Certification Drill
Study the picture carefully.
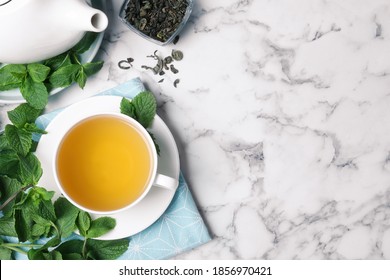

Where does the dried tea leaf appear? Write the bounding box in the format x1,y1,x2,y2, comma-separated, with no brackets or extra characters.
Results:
173,35,180,45
170,65,179,74
118,58,134,70
171,50,184,61
164,56,173,64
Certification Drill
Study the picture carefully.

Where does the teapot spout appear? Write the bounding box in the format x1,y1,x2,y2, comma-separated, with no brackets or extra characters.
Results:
89,10,108,32
67,1,108,33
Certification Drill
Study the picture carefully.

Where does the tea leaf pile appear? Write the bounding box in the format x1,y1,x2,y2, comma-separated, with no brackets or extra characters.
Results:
124,0,189,43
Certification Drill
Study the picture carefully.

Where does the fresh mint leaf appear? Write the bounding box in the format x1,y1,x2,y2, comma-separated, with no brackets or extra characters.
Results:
37,198,57,224
27,247,61,260
83,61,104,76
54,197,80,238
51,250,63,260
86,217,116,239
55,239,83,260
74,61,104,89
76,211,91,237
44,53,72,71
31,214,54,238
28,246,62,260
61,252,83,260
40,235,61,251
32,214,51,227
5,124,32,156
31,223,47,237
0,134,10,151
14,208,32,242
27,64,51,83
49,64,81,88
0,64,26,91
0,177,22,216
14,188,54,242
0,150,19,178
20,76,48,109
148,131,161,156
23,123,47,135
30,140,39,153
132,91,157,128
86,238,129,260
7,103,42,128
27,249,43,260
28,186,54,204
120,97,136,119
0,217,17,237
72,32,98,54
0,243,13,260
17,153,43,185
76,68,87,89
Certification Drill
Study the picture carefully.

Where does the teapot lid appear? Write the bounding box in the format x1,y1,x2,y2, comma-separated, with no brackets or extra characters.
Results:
0,0,12,6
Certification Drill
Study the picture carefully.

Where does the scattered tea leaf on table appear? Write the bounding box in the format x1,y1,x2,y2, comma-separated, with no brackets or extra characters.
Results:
171,49,184,61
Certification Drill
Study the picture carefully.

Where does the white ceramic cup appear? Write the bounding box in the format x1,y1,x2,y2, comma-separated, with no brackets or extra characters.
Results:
52,112,178,215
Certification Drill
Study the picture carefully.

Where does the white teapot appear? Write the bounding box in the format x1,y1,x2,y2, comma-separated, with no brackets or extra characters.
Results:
0,0,108,64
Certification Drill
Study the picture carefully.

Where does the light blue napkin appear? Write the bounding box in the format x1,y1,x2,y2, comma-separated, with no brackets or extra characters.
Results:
32,78,211,259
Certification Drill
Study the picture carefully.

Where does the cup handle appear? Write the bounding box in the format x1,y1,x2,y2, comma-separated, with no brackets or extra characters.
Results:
153,173,179,191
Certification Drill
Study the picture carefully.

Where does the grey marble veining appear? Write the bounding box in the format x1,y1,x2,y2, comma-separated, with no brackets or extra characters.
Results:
1,0,390,259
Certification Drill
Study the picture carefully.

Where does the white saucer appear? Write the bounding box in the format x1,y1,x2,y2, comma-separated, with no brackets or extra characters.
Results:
35,96,180,240
0,0,106,104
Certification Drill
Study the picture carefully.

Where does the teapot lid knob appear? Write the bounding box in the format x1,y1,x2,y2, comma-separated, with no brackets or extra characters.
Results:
0,0,12,7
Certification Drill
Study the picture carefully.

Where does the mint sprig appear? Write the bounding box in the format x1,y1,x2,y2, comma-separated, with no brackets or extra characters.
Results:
120,91,161,155
0,103,129,260
0,32,104,109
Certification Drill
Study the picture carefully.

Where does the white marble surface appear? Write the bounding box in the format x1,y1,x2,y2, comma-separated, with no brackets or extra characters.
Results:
2,0,390,259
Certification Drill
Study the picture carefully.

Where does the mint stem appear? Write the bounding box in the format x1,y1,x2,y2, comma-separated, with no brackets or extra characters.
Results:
1,244,29,255
0,185,31,211
82,238,88,259
2,243,41,248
